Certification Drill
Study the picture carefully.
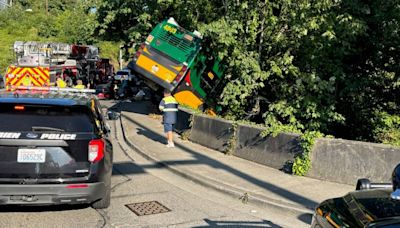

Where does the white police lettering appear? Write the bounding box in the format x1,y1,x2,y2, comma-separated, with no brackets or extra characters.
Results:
0,132,21,139
40,134,77,140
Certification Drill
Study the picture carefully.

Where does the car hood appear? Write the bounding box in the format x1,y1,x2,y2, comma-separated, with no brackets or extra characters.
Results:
321,189,400,227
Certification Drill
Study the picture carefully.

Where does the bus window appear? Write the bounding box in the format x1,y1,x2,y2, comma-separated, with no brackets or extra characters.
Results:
200,69,215,95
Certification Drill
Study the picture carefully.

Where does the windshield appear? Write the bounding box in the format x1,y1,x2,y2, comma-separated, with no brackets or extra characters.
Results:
116,71,129,75
0,104,94,132
368,219,400,228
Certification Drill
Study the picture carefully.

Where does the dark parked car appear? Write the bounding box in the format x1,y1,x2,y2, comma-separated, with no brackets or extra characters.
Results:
116,79,137,100
0,87,113,208
95,81,115,99
312,166,400,228
114,69,131,81
312,189,400,228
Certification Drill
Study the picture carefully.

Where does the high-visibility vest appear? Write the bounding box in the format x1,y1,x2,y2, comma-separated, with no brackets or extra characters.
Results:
57,79,67,88
22,76,31,86
159,96,178,124
74,84,85,89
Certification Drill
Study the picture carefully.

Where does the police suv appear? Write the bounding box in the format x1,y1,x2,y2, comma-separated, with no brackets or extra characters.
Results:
0,87,113,209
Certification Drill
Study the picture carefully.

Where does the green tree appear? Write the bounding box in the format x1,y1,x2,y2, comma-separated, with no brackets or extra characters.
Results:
72,0,400,145
0,0,101,72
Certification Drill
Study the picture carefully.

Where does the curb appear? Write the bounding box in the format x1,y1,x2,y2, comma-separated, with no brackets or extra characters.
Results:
118,113,314,214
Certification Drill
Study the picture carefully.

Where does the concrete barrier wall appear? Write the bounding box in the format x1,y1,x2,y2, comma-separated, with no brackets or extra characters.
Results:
234,124,301,169
307,138,400,185
182,113,400,185
189,115,234,152
174,108,193,133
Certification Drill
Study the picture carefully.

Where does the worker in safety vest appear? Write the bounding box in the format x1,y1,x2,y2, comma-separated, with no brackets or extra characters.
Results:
159,89,178,148
56,76,67,88
22,75,32,86
74,79,85,89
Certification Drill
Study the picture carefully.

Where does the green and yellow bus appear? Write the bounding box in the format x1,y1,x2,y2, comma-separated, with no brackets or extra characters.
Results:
129,17,225,113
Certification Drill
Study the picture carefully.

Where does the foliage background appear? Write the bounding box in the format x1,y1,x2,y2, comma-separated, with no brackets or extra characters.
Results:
0,0,120,72
0,0,399,146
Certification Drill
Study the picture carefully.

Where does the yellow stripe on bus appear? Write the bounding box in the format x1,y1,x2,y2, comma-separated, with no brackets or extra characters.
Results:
142,46,183,72
136,54,177,83
174,90,203,109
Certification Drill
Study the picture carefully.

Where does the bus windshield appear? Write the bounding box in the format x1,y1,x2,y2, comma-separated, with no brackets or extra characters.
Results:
149,21,201,64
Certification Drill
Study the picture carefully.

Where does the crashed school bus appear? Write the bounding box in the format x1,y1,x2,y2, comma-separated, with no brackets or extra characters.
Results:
5,41,79,89
129,17,225,114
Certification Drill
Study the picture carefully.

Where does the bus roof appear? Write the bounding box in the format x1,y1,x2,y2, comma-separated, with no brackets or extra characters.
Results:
148,18,202,64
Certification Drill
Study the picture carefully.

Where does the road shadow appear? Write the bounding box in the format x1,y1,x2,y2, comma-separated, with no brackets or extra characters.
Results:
194,219,283,228
108,100,155,115
112,161,147,176
0,204,89,212
297,213,313,225
137,127,165,144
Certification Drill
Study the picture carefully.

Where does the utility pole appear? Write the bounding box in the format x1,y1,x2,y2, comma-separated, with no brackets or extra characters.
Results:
119,46,123,70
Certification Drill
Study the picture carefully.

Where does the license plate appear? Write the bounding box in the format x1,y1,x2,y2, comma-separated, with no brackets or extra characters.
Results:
17,149,46,163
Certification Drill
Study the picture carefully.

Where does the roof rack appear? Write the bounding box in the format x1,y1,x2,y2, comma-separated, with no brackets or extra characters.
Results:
8,86,96,94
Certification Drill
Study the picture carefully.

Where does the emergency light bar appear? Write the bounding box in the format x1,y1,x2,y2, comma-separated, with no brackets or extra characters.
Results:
9,86,96,93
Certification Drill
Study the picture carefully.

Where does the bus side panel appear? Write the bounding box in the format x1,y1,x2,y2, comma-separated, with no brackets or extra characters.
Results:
134,45,183,91
173,53,225,112
173,70,204,110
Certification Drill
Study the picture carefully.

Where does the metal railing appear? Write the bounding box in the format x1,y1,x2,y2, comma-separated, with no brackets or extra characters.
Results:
4,86,95,94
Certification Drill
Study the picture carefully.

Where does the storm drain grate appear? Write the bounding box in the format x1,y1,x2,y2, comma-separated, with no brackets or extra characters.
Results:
125,201,171,216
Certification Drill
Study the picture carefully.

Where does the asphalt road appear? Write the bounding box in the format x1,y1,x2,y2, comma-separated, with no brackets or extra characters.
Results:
0,100,310,228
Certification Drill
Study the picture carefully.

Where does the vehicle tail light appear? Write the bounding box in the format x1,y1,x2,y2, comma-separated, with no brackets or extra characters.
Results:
184,71,192,86
88,139,105,163
14,105,25,111
65,184,89,189
134,43,146,59
174,65,188,85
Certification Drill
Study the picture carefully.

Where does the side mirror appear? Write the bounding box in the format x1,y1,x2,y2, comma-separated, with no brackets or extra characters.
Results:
356,178,371,190
356,178,392,191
